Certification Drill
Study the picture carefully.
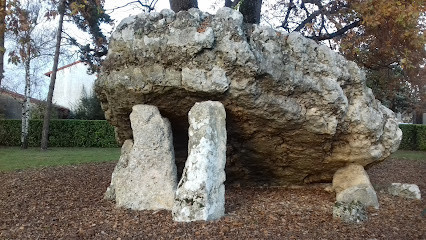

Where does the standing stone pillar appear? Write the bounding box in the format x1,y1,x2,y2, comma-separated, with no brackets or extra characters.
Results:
104,105,177,210
332,164,379,209
172,101,227,222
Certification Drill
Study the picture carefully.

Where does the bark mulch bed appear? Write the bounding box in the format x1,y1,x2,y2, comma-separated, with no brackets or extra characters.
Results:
0,157,424,239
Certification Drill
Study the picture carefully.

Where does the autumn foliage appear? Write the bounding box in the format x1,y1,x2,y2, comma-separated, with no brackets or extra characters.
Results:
343,0,425,113
268,0,425,114
341,0,424,77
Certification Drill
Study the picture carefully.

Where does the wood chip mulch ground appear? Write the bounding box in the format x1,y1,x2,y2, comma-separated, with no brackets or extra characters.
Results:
0,157,424,239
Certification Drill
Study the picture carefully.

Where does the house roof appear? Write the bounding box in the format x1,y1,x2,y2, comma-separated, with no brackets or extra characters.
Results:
0,88,43,105
0,88,69,111
44,60,83,77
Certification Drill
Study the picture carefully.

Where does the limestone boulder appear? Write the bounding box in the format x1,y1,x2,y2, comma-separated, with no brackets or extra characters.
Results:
96,7,402,185
332,164,374,193
105,105,177,210
336,186,379,210
387,183,421,200
173,101,227,222
332,164,379,209
333,201,368,224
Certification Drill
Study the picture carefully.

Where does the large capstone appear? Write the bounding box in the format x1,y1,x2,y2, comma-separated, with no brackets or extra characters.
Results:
105,105,177,210
172,101,227,222
96,7,402,185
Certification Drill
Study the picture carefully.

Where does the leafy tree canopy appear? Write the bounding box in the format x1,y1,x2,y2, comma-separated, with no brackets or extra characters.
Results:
264,0,425,113
45,0,112,73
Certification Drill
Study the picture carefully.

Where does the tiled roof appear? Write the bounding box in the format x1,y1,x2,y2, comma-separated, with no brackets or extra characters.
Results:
44,61,82,77
0,88,69,111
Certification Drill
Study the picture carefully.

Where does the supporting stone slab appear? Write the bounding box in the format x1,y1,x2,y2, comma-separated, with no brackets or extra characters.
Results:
172,101,227,222
105,105,177,210
332,164,379,209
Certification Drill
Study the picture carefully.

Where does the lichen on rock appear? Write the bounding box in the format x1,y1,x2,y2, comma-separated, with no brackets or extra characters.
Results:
105,105,177,210
387,183,421,200
333,201,368,224
96,7,402,185
172,101,227,222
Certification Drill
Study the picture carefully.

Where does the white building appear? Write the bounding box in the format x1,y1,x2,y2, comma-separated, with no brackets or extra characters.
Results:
45,61,96,110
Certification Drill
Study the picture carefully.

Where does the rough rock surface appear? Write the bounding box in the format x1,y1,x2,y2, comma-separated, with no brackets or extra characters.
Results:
332,164,379,209
173,101,227,222
105,105,177,210
387,183,421,200
332,164,374,193
333,201,368,224
336,186,379,209
96,7,402,185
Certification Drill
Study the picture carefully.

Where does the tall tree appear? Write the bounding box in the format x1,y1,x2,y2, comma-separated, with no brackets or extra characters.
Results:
41,0,112,149
170,0,264,24
224,0,240,8
41,0,65,150
239,0,263,24
339,1,424,79
7,0,52,149
0,0,5,88
0,0,19,89
63,0,111,73
266,0,425,112
169,0,197,12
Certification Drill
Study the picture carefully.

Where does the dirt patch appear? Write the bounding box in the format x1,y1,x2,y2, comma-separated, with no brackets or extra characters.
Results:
0,158,424,239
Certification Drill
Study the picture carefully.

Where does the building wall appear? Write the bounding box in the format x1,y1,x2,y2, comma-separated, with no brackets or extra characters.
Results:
52,62,97,110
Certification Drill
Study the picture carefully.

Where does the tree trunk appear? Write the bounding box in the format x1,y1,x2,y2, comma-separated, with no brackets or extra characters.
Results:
41,0,65,150
21,46,31,149
169,0,198,13
225,0,241,8
239,0,263,24
0,0,6,88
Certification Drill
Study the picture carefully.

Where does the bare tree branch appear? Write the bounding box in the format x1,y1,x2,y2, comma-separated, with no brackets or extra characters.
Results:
319,14,325,36
309,19,361,41
107,0,157,14
280,0,294,31
294,1,345,32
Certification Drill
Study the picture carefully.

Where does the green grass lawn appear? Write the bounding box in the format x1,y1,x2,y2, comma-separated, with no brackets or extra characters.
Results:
0,147,424,172
0,147,120,172
390,150,426,161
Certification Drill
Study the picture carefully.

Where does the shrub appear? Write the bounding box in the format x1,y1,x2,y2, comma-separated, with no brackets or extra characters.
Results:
0,120,21,146
0,120,118,147
398,124,426,151
72,86,105,120
398,124,417,150
417,125,426,151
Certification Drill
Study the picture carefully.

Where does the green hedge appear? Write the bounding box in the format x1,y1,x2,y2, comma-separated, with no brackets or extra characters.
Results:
399,124,426,151
0,120,118,147
1,121,424,150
